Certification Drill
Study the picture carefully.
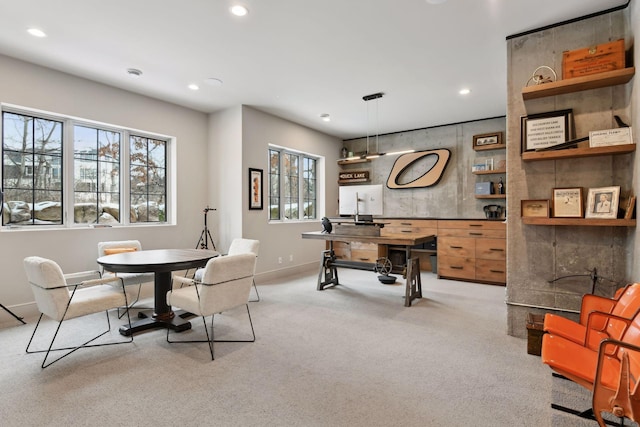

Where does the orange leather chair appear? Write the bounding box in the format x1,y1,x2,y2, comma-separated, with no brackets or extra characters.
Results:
544,283,640,350
542,310,640,426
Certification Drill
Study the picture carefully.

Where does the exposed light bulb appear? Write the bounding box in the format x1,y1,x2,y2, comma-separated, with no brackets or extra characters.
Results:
459,88,471,95
188,83,200,91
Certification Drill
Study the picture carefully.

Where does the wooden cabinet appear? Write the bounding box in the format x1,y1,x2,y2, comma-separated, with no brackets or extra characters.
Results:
437,220,506,285
326,240,387,263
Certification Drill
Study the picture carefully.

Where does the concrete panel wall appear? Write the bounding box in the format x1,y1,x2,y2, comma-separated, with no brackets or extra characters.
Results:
506,9,635,338
342,116,507,219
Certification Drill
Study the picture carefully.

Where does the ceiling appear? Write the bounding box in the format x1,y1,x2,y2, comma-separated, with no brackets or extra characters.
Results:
0,0,630,140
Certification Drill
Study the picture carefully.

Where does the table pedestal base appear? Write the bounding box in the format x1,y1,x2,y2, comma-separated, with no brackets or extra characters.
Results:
119,310,192,336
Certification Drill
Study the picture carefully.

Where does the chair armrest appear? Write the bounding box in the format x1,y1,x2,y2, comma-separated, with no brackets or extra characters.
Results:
580,294,616,325
586,311,634,354
64,270,102,284
79,276,125,288
172,275,197,287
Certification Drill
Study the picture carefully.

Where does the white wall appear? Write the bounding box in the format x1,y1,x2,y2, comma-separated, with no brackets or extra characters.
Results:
0,54,210,321
238,106,342,276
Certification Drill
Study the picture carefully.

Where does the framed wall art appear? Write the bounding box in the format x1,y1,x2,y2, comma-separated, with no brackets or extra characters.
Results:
472,132,503,150
521,200,550,218
585,186,620,219
552,187,583,218
521,109,573,153
249,168,263,210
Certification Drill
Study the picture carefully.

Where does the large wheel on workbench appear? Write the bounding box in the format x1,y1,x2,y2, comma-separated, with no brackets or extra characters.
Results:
375,257,396,284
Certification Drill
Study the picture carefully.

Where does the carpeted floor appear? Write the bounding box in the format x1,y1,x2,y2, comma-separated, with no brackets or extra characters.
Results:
0,268,588,426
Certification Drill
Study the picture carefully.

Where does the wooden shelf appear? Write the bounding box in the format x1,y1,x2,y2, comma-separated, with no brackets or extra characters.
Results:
522,217,636,227
473,143,506,152
522,143,636,161
475,194,506,199
521,67,635,100
337,158,371,165
473,169,506,175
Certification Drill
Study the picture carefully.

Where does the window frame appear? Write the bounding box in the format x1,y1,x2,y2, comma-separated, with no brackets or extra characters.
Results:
1,104,173,228
268,145,319,222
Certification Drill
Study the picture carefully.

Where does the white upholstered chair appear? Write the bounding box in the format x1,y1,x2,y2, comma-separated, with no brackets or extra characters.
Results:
167,253,256,360
24,256,135,368
193,238,260,301
97,240,154,316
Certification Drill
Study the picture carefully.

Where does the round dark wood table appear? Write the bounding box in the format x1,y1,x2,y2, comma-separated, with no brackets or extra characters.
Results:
97,248,219,336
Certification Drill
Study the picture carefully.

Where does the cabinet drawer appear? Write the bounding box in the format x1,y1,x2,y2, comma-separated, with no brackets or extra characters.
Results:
382,226,437,236
384,219,438,228
350,249,378,262
438,256,475,280
438,237,475,258
476,259,506,283
350,242,379,262
330,241,350,259
475,238,506,260
437,228,505,239
438,220,505,230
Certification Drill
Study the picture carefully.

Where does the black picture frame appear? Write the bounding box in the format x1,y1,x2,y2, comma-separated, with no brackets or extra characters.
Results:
249,168,263,210
521,109,573,153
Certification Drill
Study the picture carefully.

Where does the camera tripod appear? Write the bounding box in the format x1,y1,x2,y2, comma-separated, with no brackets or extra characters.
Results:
196,206,217,251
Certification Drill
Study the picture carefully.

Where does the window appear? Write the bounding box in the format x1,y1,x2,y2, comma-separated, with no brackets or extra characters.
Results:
268,146,317,221
1,108,169,227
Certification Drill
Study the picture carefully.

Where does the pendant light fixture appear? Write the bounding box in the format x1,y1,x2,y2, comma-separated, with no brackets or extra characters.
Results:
363,92,383,159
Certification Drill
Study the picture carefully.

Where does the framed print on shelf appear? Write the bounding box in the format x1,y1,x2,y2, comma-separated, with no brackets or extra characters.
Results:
249,168,263,210
552,187,583,218
521,199,550,218
472,132,503,150
585,186,620,219
521,109,573,153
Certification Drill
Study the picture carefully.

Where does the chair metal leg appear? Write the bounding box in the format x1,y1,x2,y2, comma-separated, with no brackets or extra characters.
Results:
249,280,260,302
26,309,133,368
167,304,255,361
1,302,26,324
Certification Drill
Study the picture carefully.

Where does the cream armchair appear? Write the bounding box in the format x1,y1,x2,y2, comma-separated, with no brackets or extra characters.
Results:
24,256,135,368
167,253,256,360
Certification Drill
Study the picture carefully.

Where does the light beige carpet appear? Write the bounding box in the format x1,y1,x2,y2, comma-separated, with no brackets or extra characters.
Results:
0,268,580,426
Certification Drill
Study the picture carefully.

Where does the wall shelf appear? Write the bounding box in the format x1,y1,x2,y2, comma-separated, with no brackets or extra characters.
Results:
521,67,635,100
337,158,370,165
522,217,636,227
522,143,635,161
473,169,506,175
475,194,506,199
473,143,506,152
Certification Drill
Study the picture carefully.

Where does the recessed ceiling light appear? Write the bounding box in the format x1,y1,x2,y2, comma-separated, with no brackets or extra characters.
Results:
459,88,471,95
204,78,223,87
126,68,143,78
320,114,331,122
27,28,47,38
230,5,249,16
188,84,200,91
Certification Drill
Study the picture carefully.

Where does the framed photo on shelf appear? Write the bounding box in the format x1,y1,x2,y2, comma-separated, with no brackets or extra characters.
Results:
521,200,550,218
585,186,620,219
552,187,583,218
473,132,503,150
521,109,573,153
249,168,263,210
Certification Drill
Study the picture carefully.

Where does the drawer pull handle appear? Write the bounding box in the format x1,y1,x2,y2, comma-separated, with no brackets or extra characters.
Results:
358,258,370,261
469,224,483,227
401,230,412,233
490,248,505,252
450,266,464,270
401,222,412,225
490,269,505,273
450,245,463,249
469,232,483,236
